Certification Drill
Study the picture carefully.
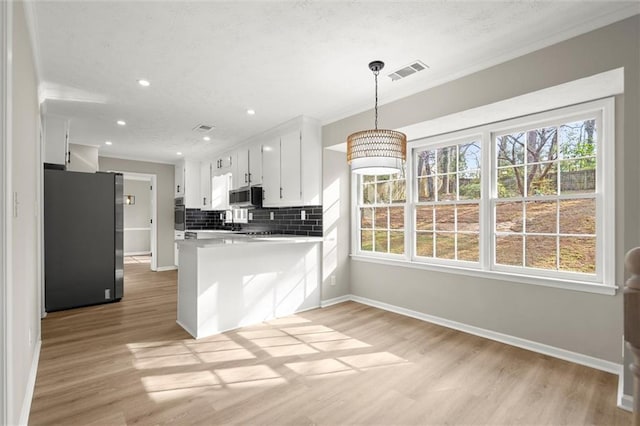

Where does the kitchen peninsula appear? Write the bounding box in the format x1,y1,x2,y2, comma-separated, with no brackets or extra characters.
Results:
176,233,322,339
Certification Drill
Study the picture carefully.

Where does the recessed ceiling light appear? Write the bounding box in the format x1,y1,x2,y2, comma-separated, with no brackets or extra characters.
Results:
177,152,183,156
203,136,211,141
105,141,112,145
137,79,150,87
247,109,255,115
117,120,126,126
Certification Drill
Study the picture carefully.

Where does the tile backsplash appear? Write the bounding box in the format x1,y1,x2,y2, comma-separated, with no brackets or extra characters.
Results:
186,205,323,237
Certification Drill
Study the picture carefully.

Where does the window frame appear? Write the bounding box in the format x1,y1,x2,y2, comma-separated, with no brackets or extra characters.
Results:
351,97,616,295
410,132,484,268
352,172,408,260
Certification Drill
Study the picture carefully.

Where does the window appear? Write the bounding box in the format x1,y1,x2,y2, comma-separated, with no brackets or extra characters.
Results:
352,98,614,293
493,118,597,276
414,139,481,262
357,173,406,256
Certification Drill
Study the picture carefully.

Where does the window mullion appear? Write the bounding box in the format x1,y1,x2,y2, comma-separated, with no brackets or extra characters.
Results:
481,129,493,271
406,150,414,260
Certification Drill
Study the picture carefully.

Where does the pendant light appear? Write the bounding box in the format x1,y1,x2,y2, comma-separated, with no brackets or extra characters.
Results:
347,60,407,175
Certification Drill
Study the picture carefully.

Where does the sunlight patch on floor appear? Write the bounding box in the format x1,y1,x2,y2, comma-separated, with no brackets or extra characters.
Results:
142,371,220,392
196,348,256,363
128,310,413,404
338,352,409,370
133,354,201,369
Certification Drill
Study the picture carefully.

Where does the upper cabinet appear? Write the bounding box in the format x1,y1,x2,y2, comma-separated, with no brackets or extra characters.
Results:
248,143,263,186
176,115,321,210
67,143,99,173
213,152,234,175
199,161,214,210
175,161,185,197
175,159,201,208
232,142,263,190
43,115,70,166
261,116,321,207
211,173,231,210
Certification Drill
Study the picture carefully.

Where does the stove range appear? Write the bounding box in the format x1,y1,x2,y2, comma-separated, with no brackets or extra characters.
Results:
236,230,274,236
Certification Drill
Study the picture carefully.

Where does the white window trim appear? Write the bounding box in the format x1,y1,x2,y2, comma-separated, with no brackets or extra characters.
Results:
351,174,408,260
350,254,616,296
352,97,616,295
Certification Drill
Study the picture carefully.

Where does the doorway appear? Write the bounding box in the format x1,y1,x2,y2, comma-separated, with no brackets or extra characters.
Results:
121,172,157,271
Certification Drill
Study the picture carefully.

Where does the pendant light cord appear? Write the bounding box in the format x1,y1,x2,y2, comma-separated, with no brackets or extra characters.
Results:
374,69,379,130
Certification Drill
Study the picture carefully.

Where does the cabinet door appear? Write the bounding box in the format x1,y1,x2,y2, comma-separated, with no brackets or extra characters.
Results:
184,160,201,208
175,162,185,197
280,131,301,204
249,143,263,186
234,150,249,189
200,162,212,210
211,173,231,210
44,116,69,165
262,137,281,205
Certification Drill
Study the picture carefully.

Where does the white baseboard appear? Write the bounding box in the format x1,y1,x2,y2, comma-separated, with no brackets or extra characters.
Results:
320,295,351,308
618,394,633,412
617,370,633,412
124,251,151,256
18,339,41,426
156,265,177,272
349,294,622,375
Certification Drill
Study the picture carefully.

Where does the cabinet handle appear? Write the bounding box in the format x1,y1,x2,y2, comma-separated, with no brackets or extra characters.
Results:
177,185,180,193
67,151,71,163
280,187,283,199
245,173,248,183
203,197,206,205
248,173,252,183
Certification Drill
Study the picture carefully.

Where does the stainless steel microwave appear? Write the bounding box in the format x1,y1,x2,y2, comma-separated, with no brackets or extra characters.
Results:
229,186,263,208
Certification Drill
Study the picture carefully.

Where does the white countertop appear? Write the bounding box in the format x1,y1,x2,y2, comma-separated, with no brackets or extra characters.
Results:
177,233,322,247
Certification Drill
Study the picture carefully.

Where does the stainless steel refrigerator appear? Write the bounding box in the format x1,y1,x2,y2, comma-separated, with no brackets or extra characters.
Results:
44,169,124,312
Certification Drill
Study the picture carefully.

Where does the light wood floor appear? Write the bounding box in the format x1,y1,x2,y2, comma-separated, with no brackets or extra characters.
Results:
30,257,630,425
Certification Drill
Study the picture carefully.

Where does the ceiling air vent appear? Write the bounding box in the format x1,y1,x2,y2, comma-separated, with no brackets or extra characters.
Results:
192,124,215,133
388,61,429,82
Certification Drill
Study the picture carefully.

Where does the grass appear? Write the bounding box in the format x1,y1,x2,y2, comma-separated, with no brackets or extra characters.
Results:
361,198,596,273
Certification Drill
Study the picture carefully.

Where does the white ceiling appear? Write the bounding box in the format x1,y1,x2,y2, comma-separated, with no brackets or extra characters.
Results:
29,1,639,164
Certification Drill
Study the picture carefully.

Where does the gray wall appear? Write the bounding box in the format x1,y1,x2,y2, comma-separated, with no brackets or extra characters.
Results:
9,2,41,423
123,179,151,255
321,148,351,301
323,14,639,381
99,157,175,268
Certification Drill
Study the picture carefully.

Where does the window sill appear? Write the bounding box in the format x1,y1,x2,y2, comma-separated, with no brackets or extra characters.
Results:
350,254,617,296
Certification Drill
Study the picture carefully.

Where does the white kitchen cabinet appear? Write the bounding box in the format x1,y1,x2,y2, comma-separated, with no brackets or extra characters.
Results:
280,131,301,204
232,143,263,189
43,115,70,166
262,137,281,205
211,173,231,210
199,161,213,210
261,116,321,207
67,143,99,173
175,161,185,197
175,230,184,266
184,160,200,208
213,152,234,175
232,149,249,189
262,132,300,205
175,159,201,208
248,143,263,186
